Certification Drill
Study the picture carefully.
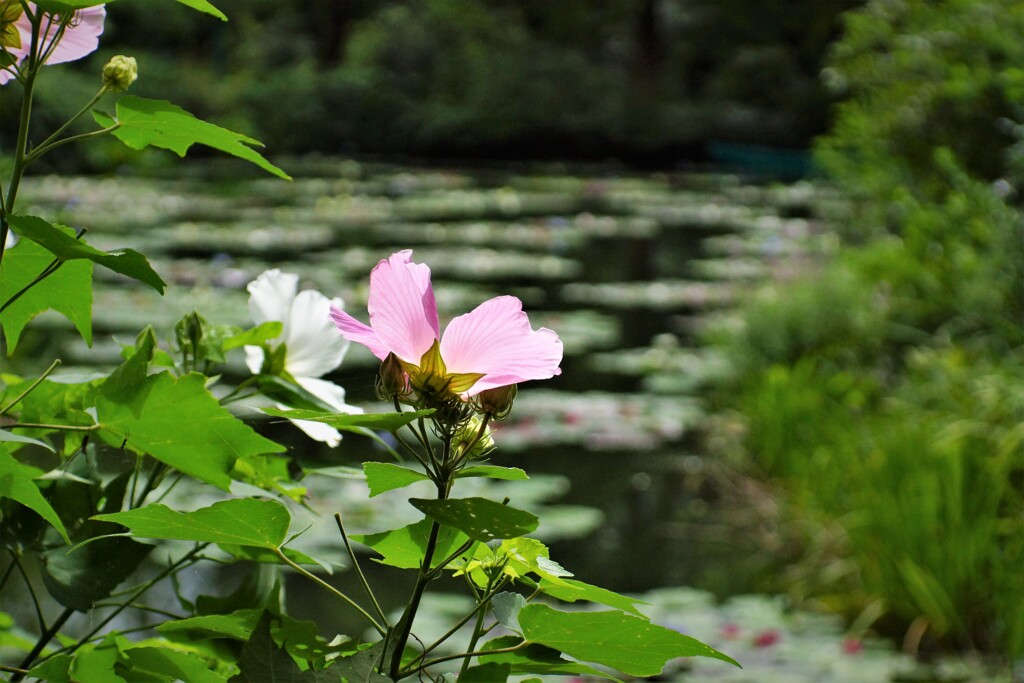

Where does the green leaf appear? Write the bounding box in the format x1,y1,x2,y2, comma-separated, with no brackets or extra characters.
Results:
8,215,165,293
363,462,428,497
95,96,289,180
411,497,538,542
303,466,364,480
158,609,261,641
29,654,73,682
0,448,70,543
218,544,326,570
459,663,510,683
456,465,528,481
35,0,105,10
71,637,126,683
351,518,474,570
479,636,616,681
0,428,54,452
96,371,284,490
222,322,283,351
93,498,291,549
0,233,91,352
536,578,649,618
491,592,526,633
170,0,227,21
121,646,227,683
518,604,740,676
40,537,154,611
262,407,433,433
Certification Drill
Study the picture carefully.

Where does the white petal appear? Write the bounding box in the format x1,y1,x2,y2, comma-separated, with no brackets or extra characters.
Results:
247,269,297,336
244,346,265,375
285,291,349,378
290,377,364,447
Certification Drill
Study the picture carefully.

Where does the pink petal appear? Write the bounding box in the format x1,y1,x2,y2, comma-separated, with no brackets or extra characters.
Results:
330,305,391,360
366,250,439,363
441,295,562,395
38,5,105,65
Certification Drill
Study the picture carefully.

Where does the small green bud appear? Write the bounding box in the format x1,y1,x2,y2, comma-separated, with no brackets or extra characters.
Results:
375,352,410,401
475,384,517,419
452,415,494,461
102,55,137,92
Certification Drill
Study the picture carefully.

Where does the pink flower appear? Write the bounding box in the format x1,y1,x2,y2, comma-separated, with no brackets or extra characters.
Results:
330,250,562,399
1,3,106,85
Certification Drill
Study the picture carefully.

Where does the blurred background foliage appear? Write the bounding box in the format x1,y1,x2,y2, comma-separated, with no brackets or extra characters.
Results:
710,0,1024,659
2,0,1022,667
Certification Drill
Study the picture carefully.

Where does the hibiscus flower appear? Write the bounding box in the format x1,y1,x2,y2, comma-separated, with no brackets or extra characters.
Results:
329,250,562,402
246,269,361,447
1,3,106,85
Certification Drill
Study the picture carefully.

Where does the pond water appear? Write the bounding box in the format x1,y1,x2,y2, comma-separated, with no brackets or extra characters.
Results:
11,160,1001,681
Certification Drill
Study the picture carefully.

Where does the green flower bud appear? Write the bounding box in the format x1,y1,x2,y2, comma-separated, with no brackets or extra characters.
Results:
452,415,494,461
474,384,517,419
375,352,410,401
102,55,137,92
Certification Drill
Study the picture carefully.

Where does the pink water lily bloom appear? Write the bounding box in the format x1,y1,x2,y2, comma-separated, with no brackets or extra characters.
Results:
1,4,106,85
330,250,562,397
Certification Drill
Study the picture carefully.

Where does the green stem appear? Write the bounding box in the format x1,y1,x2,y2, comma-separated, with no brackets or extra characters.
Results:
133,462,168,509
333,513,388,627
458,577,505,678
0,359,61,416
25,124,120,164
0,11,42,267
6,422,100,432
272,548,385,637
12,554,46,635
24,86,109,164
11,607,74,680
388,478,447,679
413,642,527,672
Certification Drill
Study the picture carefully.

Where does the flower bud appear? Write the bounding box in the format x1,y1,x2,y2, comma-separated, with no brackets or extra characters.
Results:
102,55,137,92
475,384,517,419
452,416,494,461
375,352,409,401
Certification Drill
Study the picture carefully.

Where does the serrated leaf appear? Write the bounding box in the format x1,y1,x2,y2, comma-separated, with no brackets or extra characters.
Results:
8,215,165,293
121,645,227,683
0,233,91,352
96,371,284,490
411,498,538,542
456,465,528,481
519,604,739,675
41,537,154,611
93,498,291,549
0,448,70,543
95,96,288,180
351,518,473,570
223,322,283,351
363,462,428,497
262,407,433,433
536,578,648,618
479,636,616,681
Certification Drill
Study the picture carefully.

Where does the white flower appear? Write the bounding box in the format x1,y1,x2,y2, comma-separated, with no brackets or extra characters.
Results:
246,269,362,446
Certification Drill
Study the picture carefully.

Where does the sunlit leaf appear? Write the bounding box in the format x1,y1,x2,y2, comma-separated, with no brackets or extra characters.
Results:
535,578,649,618
0,233,91,352
351,518,473,570
456,465,528,481
363,462,428,497
94,498,291,549
518,604,740,675
479,636,615,681
222,322,283,350
96,371,284,491
121,645,227,683
262,407,433,433
411,497,538,542
8,215,165,293
95,96,289,180
0,447,70,543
